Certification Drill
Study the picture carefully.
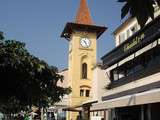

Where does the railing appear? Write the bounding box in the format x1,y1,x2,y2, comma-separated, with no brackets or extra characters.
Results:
109,57,160,89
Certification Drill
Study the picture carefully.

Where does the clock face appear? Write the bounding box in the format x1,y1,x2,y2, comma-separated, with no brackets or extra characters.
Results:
80,38,91,48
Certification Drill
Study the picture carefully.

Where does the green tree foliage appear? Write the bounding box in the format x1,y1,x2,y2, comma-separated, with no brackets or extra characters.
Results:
118,0,160,28
0,33,71,114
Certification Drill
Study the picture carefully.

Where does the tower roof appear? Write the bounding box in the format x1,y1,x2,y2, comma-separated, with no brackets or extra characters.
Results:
75,0,93,25
61,0,107,40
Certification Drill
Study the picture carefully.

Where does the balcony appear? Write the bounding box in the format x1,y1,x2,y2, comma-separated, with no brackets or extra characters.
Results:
108,54,160,89
101,16,160,69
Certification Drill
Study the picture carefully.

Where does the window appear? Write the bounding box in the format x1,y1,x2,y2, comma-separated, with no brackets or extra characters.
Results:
86,90,90,97
119,71,125,79
119,33,125,44
134,64,143,73
80,89,84,97
126,67,134,76
82,63,87,79
112,70,119,81
111,69,125,81
110,43,160,81
127,29,130,38
130,24,138,35
80,89,90,97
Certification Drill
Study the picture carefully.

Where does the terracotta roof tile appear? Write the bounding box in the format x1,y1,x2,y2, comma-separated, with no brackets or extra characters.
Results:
75,0,93,25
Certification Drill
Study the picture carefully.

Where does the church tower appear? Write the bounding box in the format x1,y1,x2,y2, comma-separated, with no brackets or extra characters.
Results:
61,0,107,119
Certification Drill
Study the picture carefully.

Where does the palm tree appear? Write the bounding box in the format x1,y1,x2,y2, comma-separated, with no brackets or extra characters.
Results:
118,0,160,28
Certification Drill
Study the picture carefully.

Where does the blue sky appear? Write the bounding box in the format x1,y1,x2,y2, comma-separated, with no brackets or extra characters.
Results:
0,0,124,70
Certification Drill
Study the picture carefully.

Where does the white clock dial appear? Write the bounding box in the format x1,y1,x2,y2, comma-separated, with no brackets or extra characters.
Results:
80,38,91,48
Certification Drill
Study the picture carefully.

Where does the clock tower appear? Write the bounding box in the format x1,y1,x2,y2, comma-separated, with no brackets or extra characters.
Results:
61,0,107,119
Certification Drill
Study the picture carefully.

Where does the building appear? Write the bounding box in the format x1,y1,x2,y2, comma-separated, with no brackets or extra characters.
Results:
51,1,160,120
100,5,160,120
52,0,107,120
47,69,69,120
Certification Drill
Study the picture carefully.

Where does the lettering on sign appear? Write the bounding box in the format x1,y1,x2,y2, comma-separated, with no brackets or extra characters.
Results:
124,34,145,52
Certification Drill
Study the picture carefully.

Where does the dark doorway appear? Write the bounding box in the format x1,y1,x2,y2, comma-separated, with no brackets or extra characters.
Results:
112,103,160,120
114,106,141,120
151,103,160,120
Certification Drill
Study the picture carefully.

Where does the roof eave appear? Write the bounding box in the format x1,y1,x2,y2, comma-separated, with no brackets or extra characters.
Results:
61,22,107,40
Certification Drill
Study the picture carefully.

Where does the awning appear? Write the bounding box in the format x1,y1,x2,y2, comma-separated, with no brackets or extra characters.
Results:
63,107,82,112
62,104,83,112
62,100,98,112
100,88,160,109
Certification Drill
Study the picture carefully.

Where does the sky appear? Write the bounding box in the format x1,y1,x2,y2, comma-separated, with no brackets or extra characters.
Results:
0,0,125,70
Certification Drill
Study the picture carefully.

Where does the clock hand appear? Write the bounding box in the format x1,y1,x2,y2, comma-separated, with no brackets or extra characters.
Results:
84,40,88,46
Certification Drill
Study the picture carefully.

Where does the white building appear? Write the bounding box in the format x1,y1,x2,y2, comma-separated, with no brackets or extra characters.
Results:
100,5,160,120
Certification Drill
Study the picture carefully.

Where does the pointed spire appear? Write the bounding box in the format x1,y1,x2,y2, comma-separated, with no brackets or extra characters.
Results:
75,0,93,25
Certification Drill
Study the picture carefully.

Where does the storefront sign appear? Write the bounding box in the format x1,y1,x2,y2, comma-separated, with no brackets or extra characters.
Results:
124,34,145,51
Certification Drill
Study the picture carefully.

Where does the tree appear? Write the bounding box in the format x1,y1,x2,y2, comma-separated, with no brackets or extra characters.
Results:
0,31,4,40
0,33,71,114
118,0,160,28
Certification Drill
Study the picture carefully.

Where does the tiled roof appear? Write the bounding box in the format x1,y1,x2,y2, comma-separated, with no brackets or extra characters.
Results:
75,0,93,25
